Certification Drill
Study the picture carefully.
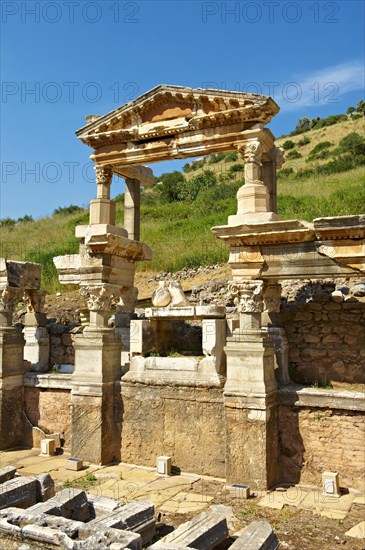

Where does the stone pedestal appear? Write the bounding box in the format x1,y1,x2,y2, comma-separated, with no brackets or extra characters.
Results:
71,328,122,464
0,326,26,449
23,313,49,372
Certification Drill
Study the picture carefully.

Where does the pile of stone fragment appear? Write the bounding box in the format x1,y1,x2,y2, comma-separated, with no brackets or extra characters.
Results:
0,466,279,549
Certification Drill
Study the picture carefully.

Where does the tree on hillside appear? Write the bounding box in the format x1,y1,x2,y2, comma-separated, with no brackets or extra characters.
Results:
347,106,356,114
356,99,365,116
155,171,185,202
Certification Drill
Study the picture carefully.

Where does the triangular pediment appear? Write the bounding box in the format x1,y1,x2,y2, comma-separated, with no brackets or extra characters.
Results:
76,85,279,148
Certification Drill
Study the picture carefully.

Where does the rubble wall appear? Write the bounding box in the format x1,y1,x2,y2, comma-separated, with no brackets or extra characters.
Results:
278,403,365,492
280,282,365,385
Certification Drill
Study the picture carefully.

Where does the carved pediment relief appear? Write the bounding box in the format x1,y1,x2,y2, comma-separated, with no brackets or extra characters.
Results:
76,85,280,148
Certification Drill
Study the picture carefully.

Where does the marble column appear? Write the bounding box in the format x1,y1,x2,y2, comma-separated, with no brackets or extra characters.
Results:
124,178,140,241
228,140,279,225
224,280,278,489
23,290,49,372
89,164,115,225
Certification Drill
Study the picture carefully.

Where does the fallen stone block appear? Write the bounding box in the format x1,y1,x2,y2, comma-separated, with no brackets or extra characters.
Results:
89,501,155,545
0,466,16,484
77,526,142,550
0,476,38,509
229,521,279,550
28,488,90,522
36,472,55,502
88,493,125,518
148,511,228,550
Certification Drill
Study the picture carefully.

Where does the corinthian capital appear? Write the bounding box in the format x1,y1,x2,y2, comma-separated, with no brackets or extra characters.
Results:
80,284,115,311
228,280,264,313
95,164,113,186
237,140,263,164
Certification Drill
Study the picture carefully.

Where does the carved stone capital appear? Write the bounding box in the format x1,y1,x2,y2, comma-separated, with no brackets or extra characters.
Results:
237,140,263,165
24,289,45,313
228,280,264,313
263,283,282,313
273,146,285,169
0,286,23,312
115,287,139,312
95,164,113,186
80,285,115,311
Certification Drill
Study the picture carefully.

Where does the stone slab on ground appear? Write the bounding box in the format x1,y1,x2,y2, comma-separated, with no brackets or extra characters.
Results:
345,521,365,539
159,491,214,514
229,520,279,550
148,510,228,550
300,490,355,513
258,488,308,510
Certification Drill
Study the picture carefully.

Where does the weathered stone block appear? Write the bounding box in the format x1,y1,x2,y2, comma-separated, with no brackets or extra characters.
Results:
28,488,90,522
229,521,279,549
148,511,228,549
0,466,16,484
0,476,38,509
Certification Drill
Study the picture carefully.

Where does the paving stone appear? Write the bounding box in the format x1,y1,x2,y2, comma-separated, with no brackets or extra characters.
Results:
352,495,365,505
345,521,365,539
148,510,228,549
229,521,279,549
258,488,307,510
300,490,355,512
319,509,347,520
159,491,214,514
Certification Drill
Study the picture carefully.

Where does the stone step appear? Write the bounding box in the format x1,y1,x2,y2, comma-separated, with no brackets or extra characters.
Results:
230,521,279,550
148,511,228,550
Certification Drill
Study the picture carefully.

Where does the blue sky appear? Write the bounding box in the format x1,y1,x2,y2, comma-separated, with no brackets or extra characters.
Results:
1,0,364,219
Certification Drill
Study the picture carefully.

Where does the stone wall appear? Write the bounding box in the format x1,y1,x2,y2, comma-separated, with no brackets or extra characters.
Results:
24,387,72,448
278,400,365,492
280,284,365,385
48,323,76,367
119,383,226,478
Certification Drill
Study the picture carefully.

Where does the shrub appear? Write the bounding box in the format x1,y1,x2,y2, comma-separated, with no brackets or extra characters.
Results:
351,113,362,121
17,214,33,223
156,171,185,202
338,132,365,156
308,141,332,160
53,205,83,216
208,153,226,164
179,170,217,202
277,167,294,179
225,151,238,162
0,217,16,228
282,140,295,150
228,163,244,174
286,150,302,160
298,136,310,146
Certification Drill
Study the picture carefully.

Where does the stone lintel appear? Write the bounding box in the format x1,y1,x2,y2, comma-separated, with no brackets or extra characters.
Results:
113,164,154,185
23,372,72,390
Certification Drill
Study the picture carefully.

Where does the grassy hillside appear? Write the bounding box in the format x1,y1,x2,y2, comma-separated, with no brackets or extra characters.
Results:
1,114,364,293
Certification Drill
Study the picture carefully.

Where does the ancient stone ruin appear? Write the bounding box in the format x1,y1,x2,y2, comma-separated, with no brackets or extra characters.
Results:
0,85,364,500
